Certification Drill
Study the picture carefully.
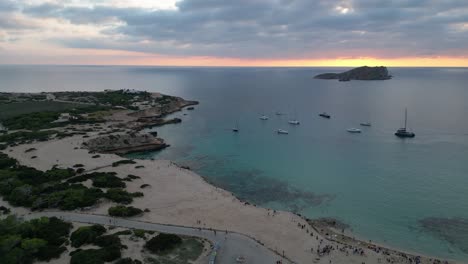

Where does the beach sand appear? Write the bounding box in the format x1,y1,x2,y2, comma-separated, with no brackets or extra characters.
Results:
3,132,456,264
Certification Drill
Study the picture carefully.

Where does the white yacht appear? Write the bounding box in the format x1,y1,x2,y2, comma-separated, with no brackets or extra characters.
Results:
347,128,362,133
259,115,269,120
277,129,289,134
288,120,300,125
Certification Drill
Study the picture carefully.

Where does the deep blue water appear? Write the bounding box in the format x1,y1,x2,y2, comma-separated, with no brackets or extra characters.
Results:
1,65,468,261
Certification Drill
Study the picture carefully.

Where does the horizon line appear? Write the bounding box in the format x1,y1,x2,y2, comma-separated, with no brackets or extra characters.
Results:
1,63,467,68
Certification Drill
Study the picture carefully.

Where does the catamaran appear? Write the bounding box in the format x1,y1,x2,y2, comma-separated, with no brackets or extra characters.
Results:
395,108,415,138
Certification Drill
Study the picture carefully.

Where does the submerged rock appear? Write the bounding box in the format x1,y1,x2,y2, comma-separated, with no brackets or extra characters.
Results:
419,217,468,253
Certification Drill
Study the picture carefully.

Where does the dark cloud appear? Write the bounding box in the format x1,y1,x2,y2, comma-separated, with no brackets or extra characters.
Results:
6,0,468,59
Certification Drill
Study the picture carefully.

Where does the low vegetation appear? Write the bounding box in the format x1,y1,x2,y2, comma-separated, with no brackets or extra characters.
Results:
0,130,57,144
105,188,143,204
145,233,182,254
67,172,126,188
112,160,137,167
70,245,122,264
70,225,107,247
108,205,143,217
0,216,72,264
0,205,11,214
115,258,143,264
0,104,109,131
0,101,88,119
69,225,126,264
0,153,105,210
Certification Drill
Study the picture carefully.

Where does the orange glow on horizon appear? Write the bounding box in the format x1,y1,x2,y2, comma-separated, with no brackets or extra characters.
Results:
6,48,468,67
124,56,468,67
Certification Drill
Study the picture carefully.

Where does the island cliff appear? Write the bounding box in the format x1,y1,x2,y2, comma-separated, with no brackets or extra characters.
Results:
314,66,392,81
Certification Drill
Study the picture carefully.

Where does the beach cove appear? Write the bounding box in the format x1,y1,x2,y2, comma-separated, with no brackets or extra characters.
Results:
1,66,468,263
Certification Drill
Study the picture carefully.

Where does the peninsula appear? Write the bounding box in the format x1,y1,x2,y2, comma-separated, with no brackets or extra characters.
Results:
314,66,392,81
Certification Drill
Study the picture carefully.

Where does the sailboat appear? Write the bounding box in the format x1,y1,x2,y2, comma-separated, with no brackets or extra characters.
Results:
395,108,415,138
232,120,239,132
288,109,300,125
360,122,371,127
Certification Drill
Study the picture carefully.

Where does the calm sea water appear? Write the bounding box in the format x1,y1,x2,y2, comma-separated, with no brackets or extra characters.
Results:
1,65,468,261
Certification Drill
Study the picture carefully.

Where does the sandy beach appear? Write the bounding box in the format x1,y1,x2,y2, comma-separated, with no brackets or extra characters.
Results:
2,125,456,264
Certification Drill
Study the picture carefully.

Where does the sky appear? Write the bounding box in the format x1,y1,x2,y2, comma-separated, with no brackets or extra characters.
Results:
0,0,467,67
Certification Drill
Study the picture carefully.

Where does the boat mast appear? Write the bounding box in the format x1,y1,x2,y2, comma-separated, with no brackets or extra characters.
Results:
404,108,408,129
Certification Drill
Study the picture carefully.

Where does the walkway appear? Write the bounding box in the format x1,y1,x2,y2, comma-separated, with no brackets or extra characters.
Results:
23,211,291,264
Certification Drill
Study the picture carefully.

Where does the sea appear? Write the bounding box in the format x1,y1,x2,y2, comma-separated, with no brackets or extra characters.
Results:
1,65,468,262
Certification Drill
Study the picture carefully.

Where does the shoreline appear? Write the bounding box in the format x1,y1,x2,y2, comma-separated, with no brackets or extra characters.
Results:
168,162,461,264
1,135,457,263
0,92,459,264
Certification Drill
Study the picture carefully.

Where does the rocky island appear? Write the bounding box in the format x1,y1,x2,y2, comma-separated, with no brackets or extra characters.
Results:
314,66,392,81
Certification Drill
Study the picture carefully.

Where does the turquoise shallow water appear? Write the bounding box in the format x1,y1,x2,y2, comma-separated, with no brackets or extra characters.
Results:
1,66,468,261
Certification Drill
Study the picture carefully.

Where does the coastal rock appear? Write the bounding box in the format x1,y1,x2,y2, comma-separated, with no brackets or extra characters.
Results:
134,117,182,130
314,66,391,81
83,133,168,155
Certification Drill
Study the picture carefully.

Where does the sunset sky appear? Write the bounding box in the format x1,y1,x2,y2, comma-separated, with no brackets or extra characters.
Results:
0,0,467,67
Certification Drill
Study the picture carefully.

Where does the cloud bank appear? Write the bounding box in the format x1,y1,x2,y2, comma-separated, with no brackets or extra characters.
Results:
0,0,467,64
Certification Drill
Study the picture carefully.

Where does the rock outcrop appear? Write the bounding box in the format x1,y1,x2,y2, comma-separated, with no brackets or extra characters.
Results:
83,133,168,155
314,66,391,81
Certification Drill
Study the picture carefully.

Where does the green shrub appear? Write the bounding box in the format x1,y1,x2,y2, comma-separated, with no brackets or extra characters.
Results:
90,172,126,188
0,130,56,144
1,111,61,130
133,229,146,238
0,216,72,263
108,206,143,217
105,188,134,204
0,205,11,214
93,235,122,248
113,230,132,236
144,233,182,254
70,249,105,264
0,153,17,169
70,225,106,248
112,160,136,167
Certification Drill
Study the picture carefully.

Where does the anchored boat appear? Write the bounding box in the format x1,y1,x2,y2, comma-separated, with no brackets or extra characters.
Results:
347,128,362,133
395,108,415,138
